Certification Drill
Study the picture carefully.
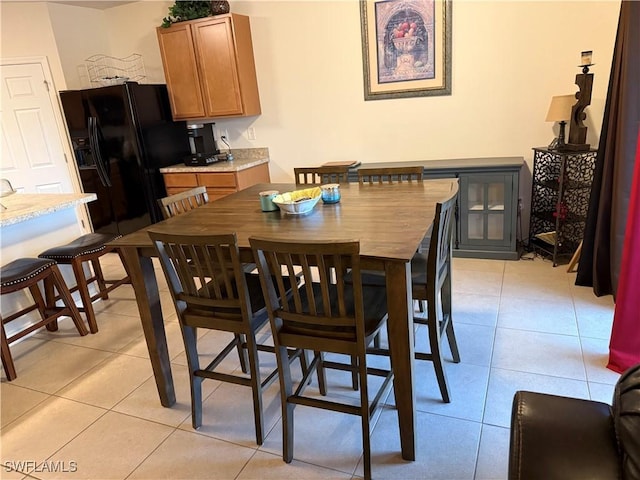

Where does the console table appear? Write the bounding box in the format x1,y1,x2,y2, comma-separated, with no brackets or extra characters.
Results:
350,157,524,260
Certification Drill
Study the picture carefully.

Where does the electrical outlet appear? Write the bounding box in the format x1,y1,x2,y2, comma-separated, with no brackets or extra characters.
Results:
247,127,256,141
220,129,229,141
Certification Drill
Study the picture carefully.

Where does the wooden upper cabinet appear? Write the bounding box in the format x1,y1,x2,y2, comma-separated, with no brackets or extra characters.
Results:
156,22,206,118
156,13,261,120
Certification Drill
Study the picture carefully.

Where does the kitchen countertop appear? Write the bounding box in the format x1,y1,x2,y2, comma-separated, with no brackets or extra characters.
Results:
160,147,269,173
0,193,96,227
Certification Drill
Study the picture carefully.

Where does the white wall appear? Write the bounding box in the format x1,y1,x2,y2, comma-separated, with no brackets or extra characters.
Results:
0,2,90,227
47,2,111,89
103,0,173,83
211,0,620,232
211,1,618,174
1,0,621,235
0,2,68,91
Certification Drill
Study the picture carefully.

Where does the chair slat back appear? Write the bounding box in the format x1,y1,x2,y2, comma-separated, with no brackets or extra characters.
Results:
427,190,458,291
149,231,251,322
358,166,424,185
250,238,365,344
158,186,209,219
294,166,350,185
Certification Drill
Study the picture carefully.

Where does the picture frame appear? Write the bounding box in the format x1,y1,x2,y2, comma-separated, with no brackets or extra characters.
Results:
360,0,452,100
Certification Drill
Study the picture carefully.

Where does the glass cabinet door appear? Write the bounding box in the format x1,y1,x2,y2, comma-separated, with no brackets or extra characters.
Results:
460,174,513,249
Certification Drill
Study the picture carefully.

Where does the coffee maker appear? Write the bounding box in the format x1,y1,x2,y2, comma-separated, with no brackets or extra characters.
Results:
183,123,220,166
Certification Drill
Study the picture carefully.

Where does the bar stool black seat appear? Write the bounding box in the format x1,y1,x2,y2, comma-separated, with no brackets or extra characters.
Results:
38,233,130,334
1,257,88,380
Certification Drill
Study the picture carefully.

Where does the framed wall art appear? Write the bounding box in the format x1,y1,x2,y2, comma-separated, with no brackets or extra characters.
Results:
360,0,452,100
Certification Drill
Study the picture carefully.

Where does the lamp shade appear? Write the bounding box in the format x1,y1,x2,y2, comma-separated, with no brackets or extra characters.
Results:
546,94,576,122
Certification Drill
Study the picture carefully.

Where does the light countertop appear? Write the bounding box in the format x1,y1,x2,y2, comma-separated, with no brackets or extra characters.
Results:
0,193,96,227
160,147,269,173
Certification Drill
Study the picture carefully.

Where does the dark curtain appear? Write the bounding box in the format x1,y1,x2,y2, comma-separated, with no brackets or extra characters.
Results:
575,0,640,297
608,127,640,373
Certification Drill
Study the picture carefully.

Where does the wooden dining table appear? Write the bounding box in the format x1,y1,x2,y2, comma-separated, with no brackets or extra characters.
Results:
109,179,458,462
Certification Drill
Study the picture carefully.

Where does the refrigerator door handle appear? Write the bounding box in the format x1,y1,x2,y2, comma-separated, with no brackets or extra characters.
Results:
88,116,112,187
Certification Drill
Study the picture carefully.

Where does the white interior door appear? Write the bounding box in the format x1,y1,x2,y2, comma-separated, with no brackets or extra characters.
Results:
0,60,74,193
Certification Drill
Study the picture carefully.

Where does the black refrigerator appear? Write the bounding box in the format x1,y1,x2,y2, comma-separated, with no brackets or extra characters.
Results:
59,82,190,235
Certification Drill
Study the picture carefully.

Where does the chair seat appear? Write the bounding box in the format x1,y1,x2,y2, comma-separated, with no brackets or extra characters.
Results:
282,283,387,342
408,252,428,285
39,233,121,260
0,258,57,289
37,232,128,334
356,251,429,288
184,272,271,327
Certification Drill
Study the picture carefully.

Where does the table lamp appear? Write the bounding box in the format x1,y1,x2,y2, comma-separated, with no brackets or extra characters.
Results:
545,94,575,150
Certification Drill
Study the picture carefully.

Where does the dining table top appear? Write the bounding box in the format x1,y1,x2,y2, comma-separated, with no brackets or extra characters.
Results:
110,180,459,263
108,178,458,463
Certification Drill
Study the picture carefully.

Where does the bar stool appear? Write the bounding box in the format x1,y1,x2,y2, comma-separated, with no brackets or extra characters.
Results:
38,233,131,334
1,258,89,381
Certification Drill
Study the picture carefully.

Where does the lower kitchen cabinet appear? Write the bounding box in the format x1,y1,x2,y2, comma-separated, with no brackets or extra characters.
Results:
162,162,270,201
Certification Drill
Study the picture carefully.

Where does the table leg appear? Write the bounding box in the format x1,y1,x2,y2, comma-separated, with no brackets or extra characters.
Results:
385,260,416,461
120,247,176,407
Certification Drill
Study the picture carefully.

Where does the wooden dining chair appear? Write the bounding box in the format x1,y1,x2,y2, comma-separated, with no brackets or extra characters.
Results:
357,166,423,185
355,188,460,403
249,237,394,480
294,166,350,185
148,231,304,445
410,189,460,403
358,165,427,249
158,186,209,219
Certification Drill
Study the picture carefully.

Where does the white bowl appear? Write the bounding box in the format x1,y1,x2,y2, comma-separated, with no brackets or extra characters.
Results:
272,187,322,215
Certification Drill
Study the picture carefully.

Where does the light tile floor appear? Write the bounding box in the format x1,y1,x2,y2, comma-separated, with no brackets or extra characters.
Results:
1,254,618,479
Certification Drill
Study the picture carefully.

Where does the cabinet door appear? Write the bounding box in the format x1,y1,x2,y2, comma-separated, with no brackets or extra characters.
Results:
157,23,206,119
193,17,244,117
193,14,261,117
197,172,237,188
163,173,198,188
459,173,514,250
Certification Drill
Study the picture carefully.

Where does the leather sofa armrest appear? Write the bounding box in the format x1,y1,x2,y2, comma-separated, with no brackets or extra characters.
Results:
509,390,621,480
